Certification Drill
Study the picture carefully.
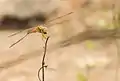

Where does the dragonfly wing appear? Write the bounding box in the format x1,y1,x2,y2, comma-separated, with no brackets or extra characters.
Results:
9,33,29,48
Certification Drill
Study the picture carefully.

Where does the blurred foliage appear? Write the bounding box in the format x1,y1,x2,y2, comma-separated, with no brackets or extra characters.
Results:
77,72,87,81
105,10,120,29
84,40,95,50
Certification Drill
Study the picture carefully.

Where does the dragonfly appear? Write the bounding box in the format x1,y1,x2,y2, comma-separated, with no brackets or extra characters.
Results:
8,12,73,48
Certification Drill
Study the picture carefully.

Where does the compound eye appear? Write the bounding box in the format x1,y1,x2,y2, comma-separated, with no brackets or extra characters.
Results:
43,32,47,34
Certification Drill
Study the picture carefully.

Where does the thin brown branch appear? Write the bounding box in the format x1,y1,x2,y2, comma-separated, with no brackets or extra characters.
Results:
38,37,50,81
38,65,48,81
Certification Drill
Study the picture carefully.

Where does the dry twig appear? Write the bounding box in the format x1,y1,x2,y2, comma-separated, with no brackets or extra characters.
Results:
38,37,50,81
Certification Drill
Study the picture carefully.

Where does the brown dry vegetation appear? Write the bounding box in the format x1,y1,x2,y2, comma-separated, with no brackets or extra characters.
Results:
0,0,120,81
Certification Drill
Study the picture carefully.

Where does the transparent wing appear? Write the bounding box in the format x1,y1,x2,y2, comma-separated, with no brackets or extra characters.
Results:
9,33,29,48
